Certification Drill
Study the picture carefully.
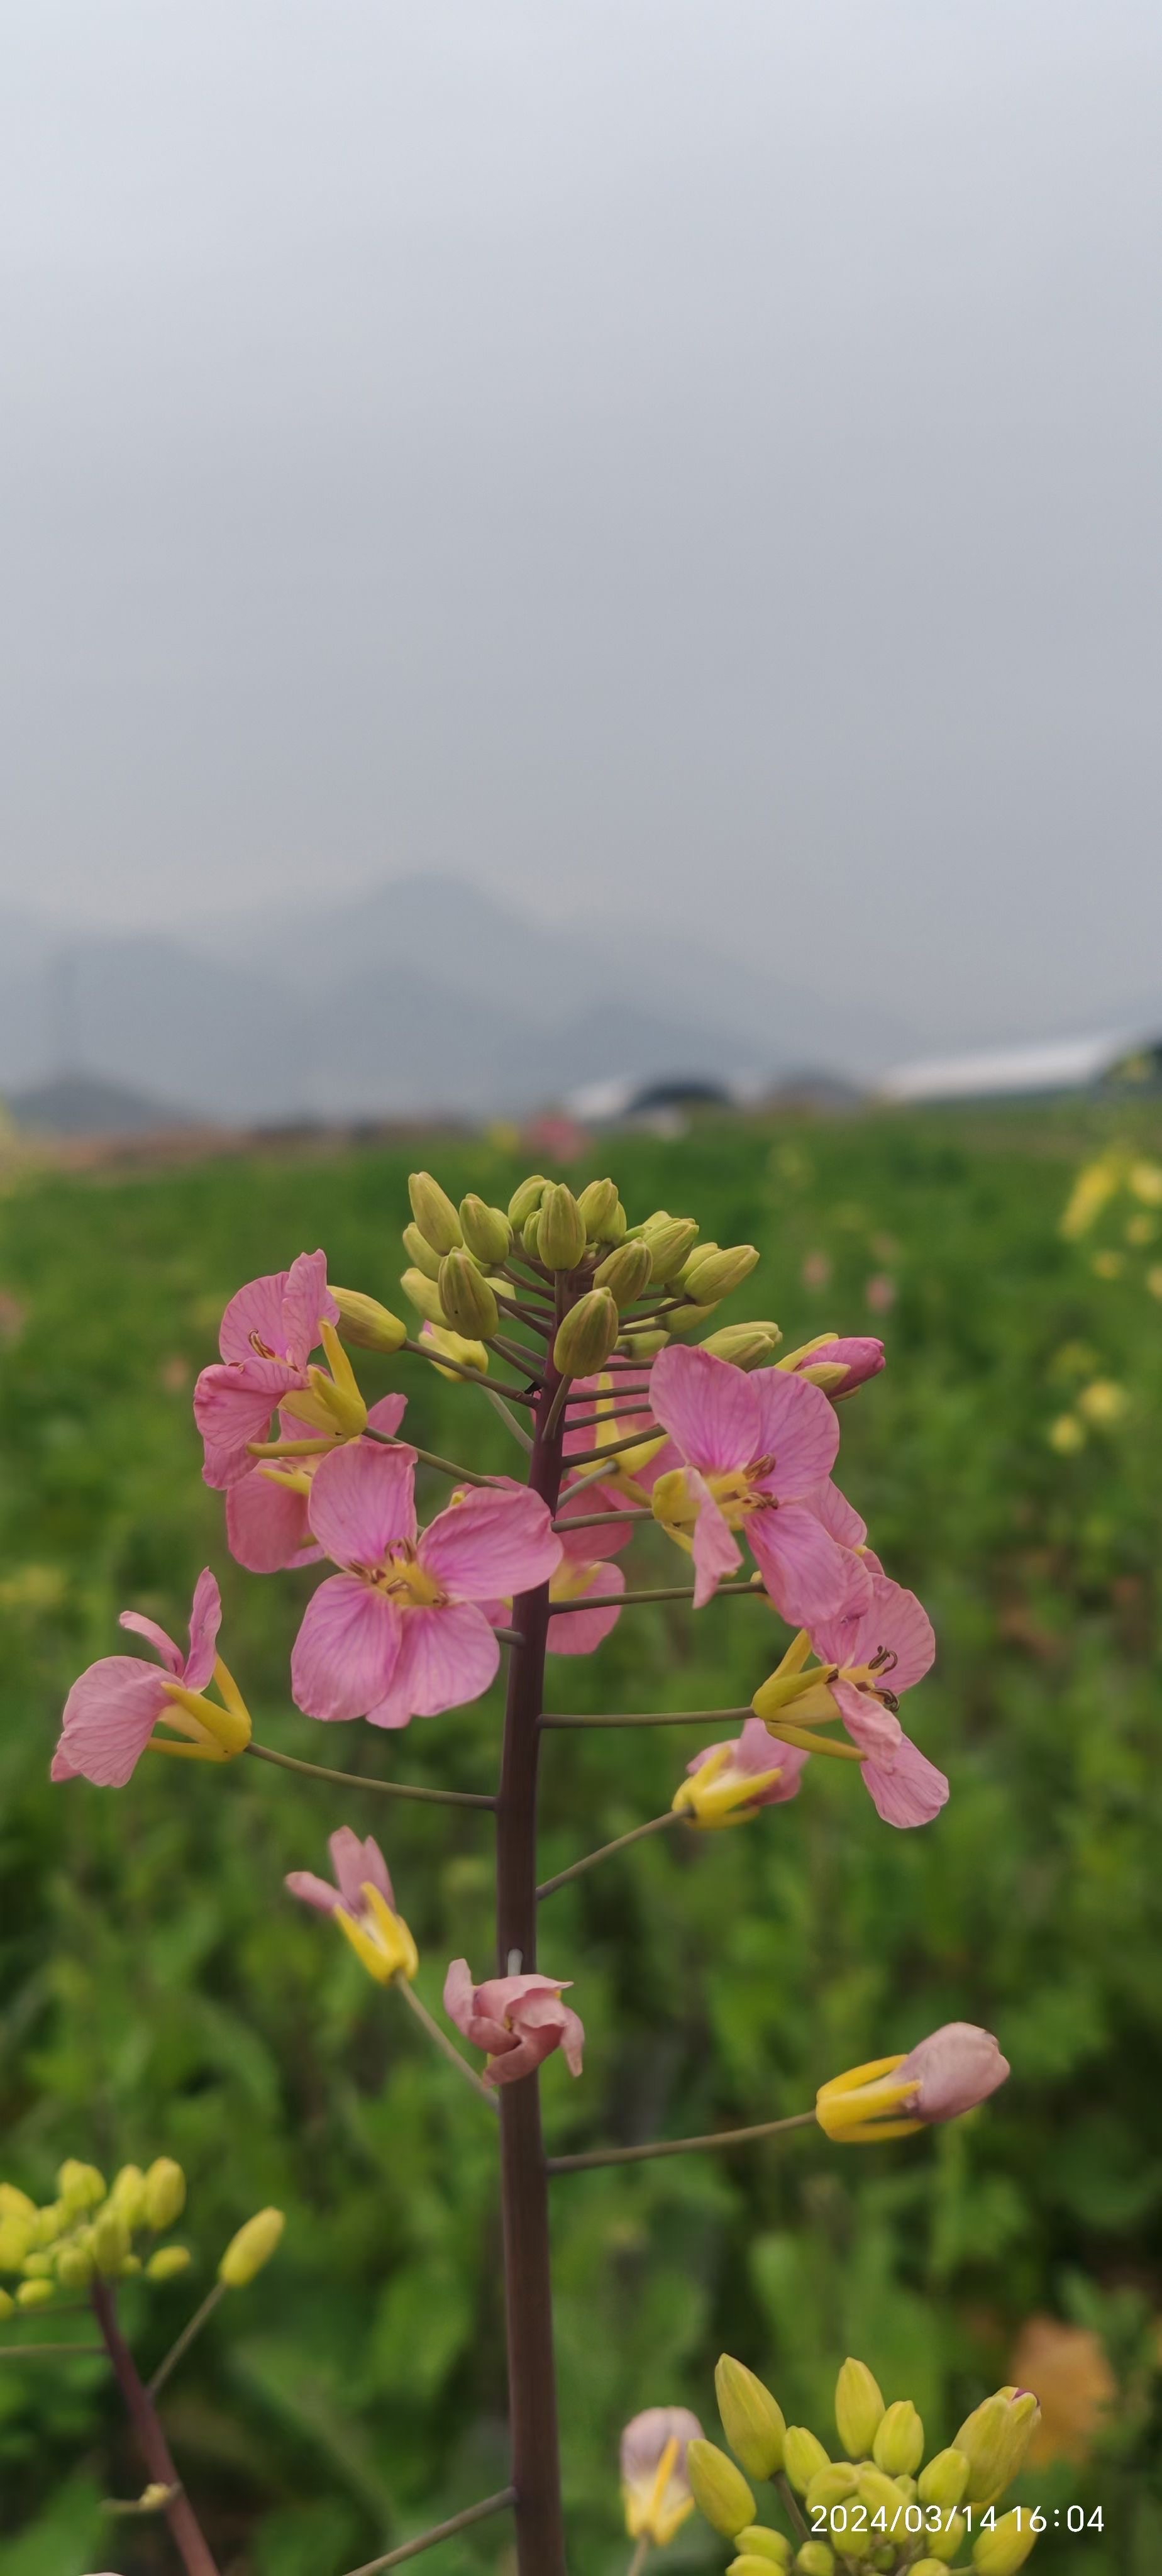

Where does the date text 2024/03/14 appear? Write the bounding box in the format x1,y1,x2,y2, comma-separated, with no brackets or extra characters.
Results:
811,2502,1105,2540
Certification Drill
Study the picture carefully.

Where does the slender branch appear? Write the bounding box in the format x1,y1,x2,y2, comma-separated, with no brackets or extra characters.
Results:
563,1399,654,1425
555,1456,622,1502
538,1811,682,1899
402,1338,537,1404
148,2283,226,2397
363,1428,495,1487
493,1292,552,1340
492,1333,548,1377
545,2110,817,2174
92,2282,221,2576
626,2538,650,2576
396,1977,498,2108
246,1741,495,1810
548,1579,760,1615
484,1387,535,1452
0,2340,105,2356
540,1707,751,1729
342,2489,518,2575
777,2472,812,2545
551,1506,652,1531
565,1426,663,1465
541,1374,573,1443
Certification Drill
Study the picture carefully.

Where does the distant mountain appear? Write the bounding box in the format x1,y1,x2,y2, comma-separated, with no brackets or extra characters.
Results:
0,872,914,1126
8,1071,195,1137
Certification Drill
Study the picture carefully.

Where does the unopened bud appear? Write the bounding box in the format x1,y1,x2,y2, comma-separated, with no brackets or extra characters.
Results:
0,2185,36,2221
16,2277,55,2309
924,2512,968,2564
857,2466,911,2519
143,2159,187,2231
147,2244,193,2282
918,2450,970,2511
407,1171,462,1254
972,2508,1039,2572
119,2251,143,2276
665,1300,721,1340
715,2355,787,2478
331,1289,407,1353
873,2400,924,2477
684,1245,760,1303
92,2205,131,2276
953,2390,1041,2506
783,2428,832,2495
402,1221,443,1282
401,1266,450,1327
617,1328,670,1359
57,2160,106,2214
686,2438,756,2538
594,1243,653,1307
702,1323,782,1368
0,2290,13,2320
553,1290,620,1378
795,2546,836,2576
538,1183,587,1270
438,1252,499,1340
109,2165,147,2228
805,2467,858,2514
577,1178,624,1241
28,2202,67,2248
732,2559,790,2576
508,1174,548,1226
0,2218,32,2269
835,2358,885,2457
645,1217,700,1278
219,2207,285,2288
55,2240,96,2290
521,1212,543,1260
734,2533,792,2568
21,2251,54,2277
459,1196,512,1264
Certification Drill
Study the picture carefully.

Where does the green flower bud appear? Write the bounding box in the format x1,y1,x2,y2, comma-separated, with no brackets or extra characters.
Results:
401,1266,449,1327
953,2390,1041,2507
92,2205,131,2277
142,2159,186,2232
918,2450,970,2511
972,2508,1039,2573
732,2559,790,2576
795,2546,835,2576
857,2465,912,2519
783,2428,832,2496
644,1217,700,1278
331,1289,407,1353
219,2207,285,2288
538,1183,587,1270
553,1290,620,1379
805,2466,858,2514
57,2160,106,2214
521,1212,543,1260
0,2216,33,2270
925,2512,968,2565
402,1222,443,1282
715,2354,787,2479
407,1171,462,1255
28,2202,67,2247
577,1179,625,1241
617,1328,670,1359
701,1323,783,1368
119,2252,142,2277
734,2532,792,2568
593,1243,654,1307
459,1196,512,1264
0,2289,13,2320
664,1301,720,1340
834,2358,885,2458
109,2165,147,2228
872,2400,924,2477
910,2563,953,2575
683,1245,760,1303
16,2277,55,2309
677,1238,718,1285
55,2240,96,2290
21,2251,54,2278
508,1174,548,1226
438,1251,499,1340
686,2438,756,2538
147,2244,193,2282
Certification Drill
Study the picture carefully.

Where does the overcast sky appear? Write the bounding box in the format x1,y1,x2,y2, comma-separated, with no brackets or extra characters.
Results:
2,1,1160,1046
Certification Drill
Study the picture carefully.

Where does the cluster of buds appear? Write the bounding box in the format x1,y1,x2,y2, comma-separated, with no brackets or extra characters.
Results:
682,2355,1043,2574
1059,1145,1162,1299
0,2160,285,2310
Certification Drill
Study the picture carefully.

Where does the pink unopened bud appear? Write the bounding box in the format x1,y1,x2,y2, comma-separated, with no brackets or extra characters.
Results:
443,1962,585,2087
895,2023,1010,2123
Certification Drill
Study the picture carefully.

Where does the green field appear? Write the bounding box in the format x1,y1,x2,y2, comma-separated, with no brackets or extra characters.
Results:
2,1112,1160,2575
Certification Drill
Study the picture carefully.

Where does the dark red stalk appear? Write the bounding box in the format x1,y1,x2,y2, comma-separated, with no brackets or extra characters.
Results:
494,1348,569,2575
91,2281,221,2576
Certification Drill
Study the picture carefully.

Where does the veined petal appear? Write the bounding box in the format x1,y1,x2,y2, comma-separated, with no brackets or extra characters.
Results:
226,1468,322,1573
280,1249,340,1368
118,1611,184,1673
418,1486,562,1600
306,1441,418,1568
648,1345,759,1474
746,1500,861,1626
849,1575,936,1694
183,1568,223,1689
546,1560,625,1655
689,1473,744,1606
367,1392,409,1438
800,1476,868,1551
861,1729,949,1828
219,1268,294,1364
290,1575,403,1722
833,1680,902,1757
329,1826,393,1913
53,1659,170,1788
751,1367,840,1493
194,1357,301,1487
369,1601,499,1722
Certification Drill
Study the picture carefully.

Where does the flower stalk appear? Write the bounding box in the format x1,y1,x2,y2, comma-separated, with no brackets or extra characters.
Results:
91,2280,221,2576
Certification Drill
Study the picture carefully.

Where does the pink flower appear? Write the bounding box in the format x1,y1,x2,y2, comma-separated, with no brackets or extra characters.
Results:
621,2407,704,2545
674,1716,809,1827
290,1443,562,1729
782,1335,886,1397
562,1372,669,1504
285,1825,418,1982
545,1484,635,1655
52,1571,231,1788
443,1961,584,2086
816,2021,1009,2140
865,1274,897,1314
647,1345,871,1623
225,1394,408,1572
193,1251,340,1488
805,1565,947,1828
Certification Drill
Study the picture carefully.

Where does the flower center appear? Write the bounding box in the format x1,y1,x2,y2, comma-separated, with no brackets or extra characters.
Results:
356,1544,445,1607
705,1456,773,1528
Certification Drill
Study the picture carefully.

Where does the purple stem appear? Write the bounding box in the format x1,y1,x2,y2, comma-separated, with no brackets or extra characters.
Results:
91,2281,221,2576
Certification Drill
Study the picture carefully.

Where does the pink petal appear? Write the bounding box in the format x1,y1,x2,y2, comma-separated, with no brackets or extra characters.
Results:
329,1826,393,1912
898,2022,1007,2116
285,1869,342,1914
800,1477,868,1550
792,1335,885,1394
219,1269,294,1365
118,1611,184,1674
689,1472,744,1606
290,1574,403,1722
833,1680,903,1758
367,1392,409,1438
443,1957,477,2040
53,1659,169,1788
367,1601,499,1724
546,1560,625,1655
194,1357,301,1487
648,1345,758,1475
483,2018,565,2085
858,1576,936,1693
280,1250,339,1368
861,1729,949,1828
418,1487,562,1601
751,1367,841,1495
306,1441,418,1568
746,1500,863,1626
555,2001,585,2075
554,1502,634,1563
183,1568,222,1689
226,1467,322,1573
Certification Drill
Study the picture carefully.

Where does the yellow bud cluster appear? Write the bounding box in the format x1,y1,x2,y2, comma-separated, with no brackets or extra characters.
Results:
0,2153,209,2306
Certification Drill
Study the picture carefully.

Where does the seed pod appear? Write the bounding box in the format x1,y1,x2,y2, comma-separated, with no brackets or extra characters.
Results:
407,1171,462,1254
685,2438,756,2538
715,2355,787,2479
593,1243,653,1307
331,1289,407,1353
438,1252,499,1340
402,1222,443,1282
219,2207,285,2289
683,1245,759,1303
143,2159,187,2231
872,2401,924,2477
508,1174,548,1225
553,1290,620,1378
538,1184,587,1270
834,2358,885,2458
460,1196,512,1264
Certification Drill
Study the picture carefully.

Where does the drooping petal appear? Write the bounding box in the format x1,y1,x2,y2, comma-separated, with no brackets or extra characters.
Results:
418,1487,562,1601
648,1345,759,1474
183,1568,223,1689
689,1472,744,1606
194,1357,301,1487
861,1728,949,1828
285,1869,342,1914
832,1681,904,1759
855,1576,936,1694
367,1601,500,1724
546,1560,625,1655
226,1467,322,1573
800,1477,868,1551
279,1250,340,1369
290,1575,403,1722
367,1392,409,1438
746,1499,865,1626
52,1659,169,1788
750,1367,841,1495
118,1611,184,1673
306,1441,418,1569
219,1269,294,1365
329,1826,394,1913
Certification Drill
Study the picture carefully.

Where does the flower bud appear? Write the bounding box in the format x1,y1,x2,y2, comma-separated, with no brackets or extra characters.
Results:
664,1300,720,1340
219,2207,285,2288
734,2532,792,2567
686,2439,756,2537
331,1289,407,1353
794,2547,835,2575
401,1266,450,1327
0,2216,33,2269
577,1179,624,1241
857,2466,911,2519
873,2400,924,2477
715,2355,787,2478
972,2509,1039,2572
683,1245,760,1303
677,1238,718,1285
92,2205,131,2277
783,2428,832,2494
701,1323,783,1368
594,1243,654,1307
805,2466,858,2513
924,2512,968,2564
0,2184,36,2221
147,2244,193,2282
438,1252,499,1340
16,2277,55,2309
421,1322,489,1381
459,1196,512,1264
21,2251,54,2277
918,2449,970,2511
538,1183,587,1270
643,1216,700,1279
834,2358,885,2457
732,2558,790,2576
143,2160,187,2231
119,2251,143,2277
912,2565,954,2575
508,1174,548,1226
402,1222,443,1282
28,2202,67,2248
553,1290,620,1378
57,2161,106,2214
407,1171,462,1255
55,2239,96,2290
521,1212,543,1260
617,1328,670,1359
108,2165,147,2228
953,2390,1040,2506
0,2290,13,2320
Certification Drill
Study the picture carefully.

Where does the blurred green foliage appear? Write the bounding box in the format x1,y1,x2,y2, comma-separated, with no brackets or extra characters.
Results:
1,1111,1160,2573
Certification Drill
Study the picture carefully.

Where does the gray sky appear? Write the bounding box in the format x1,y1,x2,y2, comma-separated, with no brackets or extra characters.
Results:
3,0,1161,1048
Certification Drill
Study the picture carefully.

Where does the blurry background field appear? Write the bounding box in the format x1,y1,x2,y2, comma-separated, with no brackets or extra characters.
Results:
2,1109,1161,2576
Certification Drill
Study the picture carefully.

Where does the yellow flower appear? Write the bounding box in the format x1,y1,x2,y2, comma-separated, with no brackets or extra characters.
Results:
335,1882,419,1987
1076,1379,1127,1428
1060,1155,1122,1240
